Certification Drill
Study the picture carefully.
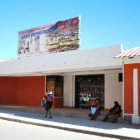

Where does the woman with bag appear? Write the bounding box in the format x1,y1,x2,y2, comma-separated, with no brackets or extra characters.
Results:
88,99,101,120
41,90,54,118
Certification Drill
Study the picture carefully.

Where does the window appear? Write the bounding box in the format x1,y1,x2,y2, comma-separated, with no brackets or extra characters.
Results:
46,76,63,97
118,73,123,82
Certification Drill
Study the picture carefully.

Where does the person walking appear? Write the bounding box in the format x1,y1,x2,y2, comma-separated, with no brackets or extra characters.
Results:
43,90,54,118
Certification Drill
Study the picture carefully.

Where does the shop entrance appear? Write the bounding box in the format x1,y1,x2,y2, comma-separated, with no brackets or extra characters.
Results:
46,76,63,97
46,76,64,108
75,75,104,108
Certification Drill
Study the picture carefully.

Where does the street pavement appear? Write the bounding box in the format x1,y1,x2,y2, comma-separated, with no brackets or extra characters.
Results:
0,119,118,140
0,108,140,139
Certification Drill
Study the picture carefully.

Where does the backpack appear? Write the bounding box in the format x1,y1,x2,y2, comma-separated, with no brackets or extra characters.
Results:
47,94,53,102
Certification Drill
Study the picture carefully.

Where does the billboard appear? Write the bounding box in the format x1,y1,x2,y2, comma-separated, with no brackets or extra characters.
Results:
18,16,80,57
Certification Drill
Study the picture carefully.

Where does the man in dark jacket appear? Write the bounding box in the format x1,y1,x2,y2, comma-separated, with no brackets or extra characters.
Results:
102,101,122,122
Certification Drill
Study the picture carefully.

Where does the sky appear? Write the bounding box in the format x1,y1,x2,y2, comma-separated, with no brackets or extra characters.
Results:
0,0,140,59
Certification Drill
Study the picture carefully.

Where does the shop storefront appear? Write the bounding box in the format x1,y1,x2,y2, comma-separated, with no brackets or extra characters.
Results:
75,75,104,108
0,42,139,124
0,45,123,112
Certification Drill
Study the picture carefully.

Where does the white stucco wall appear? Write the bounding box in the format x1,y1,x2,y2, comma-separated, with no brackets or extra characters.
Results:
105,73,122,109
63,75,75,107
0,44,122,76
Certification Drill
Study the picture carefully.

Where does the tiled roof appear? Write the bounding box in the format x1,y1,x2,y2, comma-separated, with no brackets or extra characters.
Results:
115,47,140,58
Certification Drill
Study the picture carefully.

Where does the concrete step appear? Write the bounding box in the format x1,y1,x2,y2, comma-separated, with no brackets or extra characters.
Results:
0,105,131,124
118,117,130,124
96,114,106,121
52,109,88,119
0,105,89,119
0,105,44,114
96,114,130,124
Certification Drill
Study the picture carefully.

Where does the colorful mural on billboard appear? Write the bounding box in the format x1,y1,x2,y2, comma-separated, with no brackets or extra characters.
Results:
18,16,80,57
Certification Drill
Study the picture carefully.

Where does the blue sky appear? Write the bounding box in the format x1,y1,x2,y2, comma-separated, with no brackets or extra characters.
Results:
0,0,140,59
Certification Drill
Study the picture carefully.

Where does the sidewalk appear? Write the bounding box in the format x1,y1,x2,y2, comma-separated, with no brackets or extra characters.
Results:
0,106,140,139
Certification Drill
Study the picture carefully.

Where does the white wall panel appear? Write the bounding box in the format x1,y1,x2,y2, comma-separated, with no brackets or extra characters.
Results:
0,44,122,76
63,75,73,107
105,73,122,109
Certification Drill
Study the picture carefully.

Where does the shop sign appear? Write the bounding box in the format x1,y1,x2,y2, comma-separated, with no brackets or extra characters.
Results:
18,16,80,58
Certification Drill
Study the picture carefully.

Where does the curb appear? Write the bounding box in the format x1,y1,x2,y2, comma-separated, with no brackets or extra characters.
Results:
0,116,138,140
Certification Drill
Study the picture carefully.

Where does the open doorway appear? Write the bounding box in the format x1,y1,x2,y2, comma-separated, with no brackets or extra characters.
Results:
46,76,63,97
75,75,104,108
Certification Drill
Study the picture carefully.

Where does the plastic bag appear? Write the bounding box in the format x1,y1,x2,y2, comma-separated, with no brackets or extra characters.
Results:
41,99,46,107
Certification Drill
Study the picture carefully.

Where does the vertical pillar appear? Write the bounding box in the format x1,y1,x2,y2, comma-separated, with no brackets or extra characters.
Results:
132,69,139,124
122,65,124,117
72,75,75,107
